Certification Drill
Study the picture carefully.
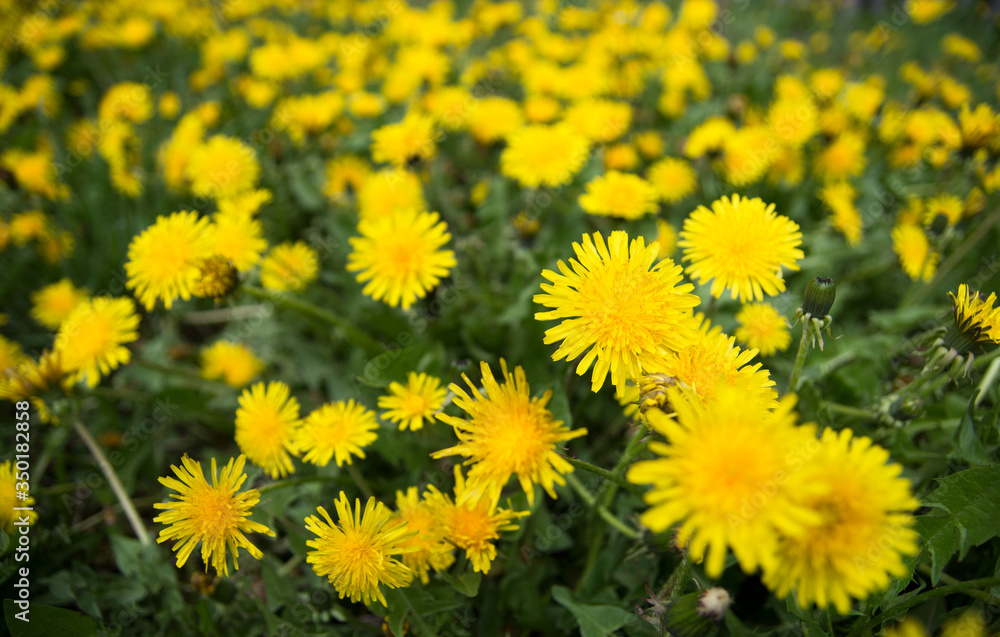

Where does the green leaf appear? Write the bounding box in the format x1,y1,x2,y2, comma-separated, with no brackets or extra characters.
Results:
551,585,634,637
914,467,1000,583
3,600,98,637
954,396,995,467
441,569,481,597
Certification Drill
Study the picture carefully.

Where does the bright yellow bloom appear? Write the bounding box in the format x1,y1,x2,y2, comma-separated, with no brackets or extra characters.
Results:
125,212,215,310
501,124,590,188
200,341,264,388
0,350,65,421
884,618,928,637
379,372,447,431
357,168,426,220
98,82,153,124
392,487,455,583
8,210,49,245
210,209,267,272
1,460,37,534
30,278,89,330
535,231,700,395
762,428,919,614
892,223,938,282
295,400,379,468
627,385,825,578
579,171,658,220
324,156,370,202
260,242,319,292
433,360,587,506
922,194,963,228
685,116,735,158
347,209,456,310
272,92,344,145
948,284,1000,347
814,132,866,182
645,319,776,404
680,195,804,302
235,381,302,478
153,455,275,576
906,0,954,23
186,135,261,200
54,297,140,388
647,157,697,204
562,99,632,143
304,493,416,606
819,182,862,246
468,97,524,144
424,466,527,573
735,303,791,357
958,103,1000,150
371,113,437,167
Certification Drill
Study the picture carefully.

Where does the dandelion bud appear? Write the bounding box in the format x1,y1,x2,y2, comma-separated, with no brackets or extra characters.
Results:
802,277,836,318
662,588,729,637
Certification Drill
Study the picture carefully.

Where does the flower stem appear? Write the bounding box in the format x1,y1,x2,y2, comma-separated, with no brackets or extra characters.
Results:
600,426,649,508
917,564,1000,606
563,456,646,498
788,321,810,392
847,576,1000,637
565,473,638,540
242,285,383,357
659,552,692,601
346,463,375,500
71,415,151,546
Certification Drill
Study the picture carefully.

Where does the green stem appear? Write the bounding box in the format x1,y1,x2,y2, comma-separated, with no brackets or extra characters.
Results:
563,456,646,499
917,564,1000,606
821,402,876,420
565,474,638,540
346,463,375,500
599,427,650,508
72,415,152,546
847,576,1000,637
242,285,383,357
788,321,810,393
659,552,692,601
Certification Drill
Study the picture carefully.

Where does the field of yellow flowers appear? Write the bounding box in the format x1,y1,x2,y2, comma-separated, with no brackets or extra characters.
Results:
2,0,1000,635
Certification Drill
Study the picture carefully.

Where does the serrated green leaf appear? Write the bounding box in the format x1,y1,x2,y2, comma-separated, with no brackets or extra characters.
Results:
4,600,98,637
441,569,481,597
552,585,634,637
914,467,1000,583
955,397,993,467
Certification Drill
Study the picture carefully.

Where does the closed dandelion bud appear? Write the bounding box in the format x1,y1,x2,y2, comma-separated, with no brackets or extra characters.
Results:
193,255,238,299
889,395,924,421
802,277,836,318
662,588,729,637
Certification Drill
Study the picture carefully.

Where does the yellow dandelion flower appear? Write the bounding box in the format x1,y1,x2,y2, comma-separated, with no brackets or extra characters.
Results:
635,131,664,159
235,381,301,478
8,210,49,245
98,82,153,124
563,98,632,143
884,618,929,637
681,195,803,302
0,350,65,419
579,171,658,220
186,135,261,200
649,318,776,405
192,256,238,299
378,372,447,431
424,467,527,573
685,116,735,158
762,428,918,614
815,132,866,182
501,124,591,188
357,168,427,221
125,211,215,311
467,97,524,145
260,242,319,292
432,360,587,506
159,91,181,120
647,157,697,204
1,148,67,200
604,144,639,171
304,493,416,606
200,341,264,388
371,113,437,168
946,284,1000,349
210,209,267,272
324,156,370,202
735,303,791,357
153,454,275,577
30,278,89,330
54,297,140,388
1,460,37,534
819,182,862,246
906,0,954,23
719,126,778,186
348,91,387,118
627,385,825,578
392,487,455,583
534,231,700,395
295,400,379,468
347,209,456,310
892,224,938,282
922,194,963,228
942,611,989,637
